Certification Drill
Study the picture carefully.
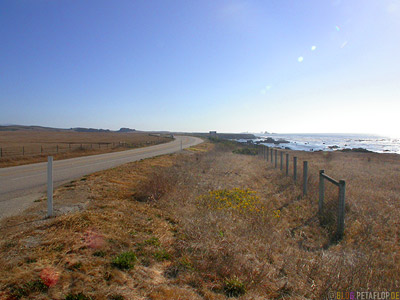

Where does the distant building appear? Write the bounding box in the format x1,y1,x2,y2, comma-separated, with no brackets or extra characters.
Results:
209,131,217,136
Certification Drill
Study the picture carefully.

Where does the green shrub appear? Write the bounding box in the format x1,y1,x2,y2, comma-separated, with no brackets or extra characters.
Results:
65,293,93,300
144,236,160,247
232,148,258,155
197,188,261,213
223,276,246,297
109,295,124,300
93,250,106,257
111,251,137,270
153,249,171,261
9,280,48,298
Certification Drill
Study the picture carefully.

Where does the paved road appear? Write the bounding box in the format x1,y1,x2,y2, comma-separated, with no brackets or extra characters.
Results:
0,136,203,220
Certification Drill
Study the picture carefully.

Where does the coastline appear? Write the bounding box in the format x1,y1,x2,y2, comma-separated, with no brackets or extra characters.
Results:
236,133,400,155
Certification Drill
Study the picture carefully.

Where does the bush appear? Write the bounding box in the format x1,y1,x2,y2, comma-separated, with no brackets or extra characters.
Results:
109,295,124,300
65,293,93,300
197,188,262,213
93,250,106,257
223,276,246,297
9,280,48,298
153,249,171,261
111,251,137,270
232,148,258,155
133,173,170,202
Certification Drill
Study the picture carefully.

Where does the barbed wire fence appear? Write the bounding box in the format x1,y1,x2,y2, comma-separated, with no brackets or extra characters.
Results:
0,140,165,159
251,143,346,240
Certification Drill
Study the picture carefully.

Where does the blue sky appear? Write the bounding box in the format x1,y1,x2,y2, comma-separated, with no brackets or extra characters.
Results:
1,0,399,136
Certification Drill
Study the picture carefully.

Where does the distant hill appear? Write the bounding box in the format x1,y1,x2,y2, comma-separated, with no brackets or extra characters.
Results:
71,127,111,133
0,125,139,133
0,125,70,132
118,128,136,133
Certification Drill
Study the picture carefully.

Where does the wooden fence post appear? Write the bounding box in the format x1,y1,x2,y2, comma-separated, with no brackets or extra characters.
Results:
280,152,283,170
0,147,2,158
22,146,25,156
337,180,346,239
266,147,269,161
270,148,273,163
286,153,289,176
303,161,308,196
47,156,53,217
293,157,297,182
318,170,325,214
56,145,59,153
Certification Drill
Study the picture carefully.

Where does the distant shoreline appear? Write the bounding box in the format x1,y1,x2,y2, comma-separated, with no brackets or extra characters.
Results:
236,133,400,155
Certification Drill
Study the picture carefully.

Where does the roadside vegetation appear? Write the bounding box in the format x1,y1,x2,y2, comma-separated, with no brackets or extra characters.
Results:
0,139,399,299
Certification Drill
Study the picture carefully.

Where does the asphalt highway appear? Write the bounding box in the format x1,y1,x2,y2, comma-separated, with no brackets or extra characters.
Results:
0,135,203,220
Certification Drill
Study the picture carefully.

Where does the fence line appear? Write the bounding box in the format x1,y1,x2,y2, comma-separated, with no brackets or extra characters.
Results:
254,143,346,240
0,141,161,159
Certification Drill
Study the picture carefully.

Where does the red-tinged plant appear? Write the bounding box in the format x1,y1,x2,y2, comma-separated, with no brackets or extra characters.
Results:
40,268,59,287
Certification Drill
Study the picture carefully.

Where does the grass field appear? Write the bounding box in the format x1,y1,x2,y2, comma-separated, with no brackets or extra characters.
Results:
0,131,172,168
0,140,399,299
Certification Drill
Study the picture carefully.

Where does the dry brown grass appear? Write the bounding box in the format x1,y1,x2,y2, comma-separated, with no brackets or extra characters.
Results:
0,130,172,168
0,140,399,299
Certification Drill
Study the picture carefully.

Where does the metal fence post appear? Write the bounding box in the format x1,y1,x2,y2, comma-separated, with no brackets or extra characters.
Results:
285,153,289,176
293,157,297,182
47,156,53,217
275,150,277,168
303,161,308,196
280,152,283,170
337,180,346,239
318,170,325,214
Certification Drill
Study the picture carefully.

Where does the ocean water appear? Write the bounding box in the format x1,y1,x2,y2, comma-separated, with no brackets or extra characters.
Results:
238,133,400,154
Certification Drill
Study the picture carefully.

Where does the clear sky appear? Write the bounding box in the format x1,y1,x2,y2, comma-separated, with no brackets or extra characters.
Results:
1,0,399,137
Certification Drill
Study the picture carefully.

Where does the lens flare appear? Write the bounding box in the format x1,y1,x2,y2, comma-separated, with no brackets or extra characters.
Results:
298,56,304,62
311,45,316,51
335,25,340,31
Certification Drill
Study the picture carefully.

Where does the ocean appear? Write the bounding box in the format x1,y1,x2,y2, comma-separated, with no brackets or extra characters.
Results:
237,133,400,154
